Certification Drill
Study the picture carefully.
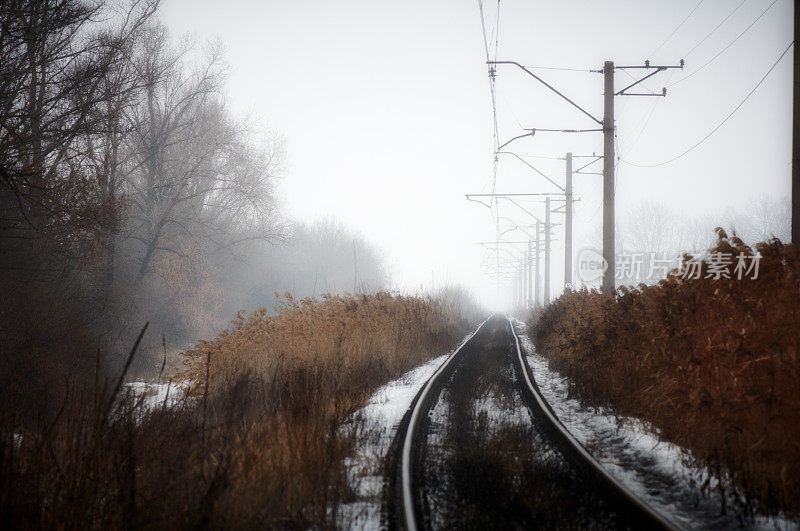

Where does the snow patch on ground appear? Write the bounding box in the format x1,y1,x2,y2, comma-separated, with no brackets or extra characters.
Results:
337,346,460,529
471,390,530,428
123,380,186,410
513,319,798,530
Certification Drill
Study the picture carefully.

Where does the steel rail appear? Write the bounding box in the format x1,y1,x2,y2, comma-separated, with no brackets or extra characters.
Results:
506,316,679,530
399,316,492,531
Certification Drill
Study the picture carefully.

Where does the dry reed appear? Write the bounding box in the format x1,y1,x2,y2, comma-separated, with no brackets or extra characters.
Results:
0,291,475,528
529,231,800,516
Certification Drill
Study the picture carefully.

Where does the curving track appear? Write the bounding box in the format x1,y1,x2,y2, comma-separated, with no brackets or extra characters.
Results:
384,314,678,530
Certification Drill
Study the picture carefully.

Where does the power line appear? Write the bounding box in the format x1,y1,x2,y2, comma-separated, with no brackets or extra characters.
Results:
648,0,706,59
477,1,500,187
477,0,492,63
621,41,793,168
683,0,748,58
478,0,503,289
492,0,500,64
521,65,594,72
518,154,564,160
620,97,661,157
497,85,524,129
668,0,780,88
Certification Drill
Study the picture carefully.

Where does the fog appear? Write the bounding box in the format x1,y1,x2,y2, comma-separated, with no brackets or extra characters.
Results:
159,0,793,309
0,0,793,393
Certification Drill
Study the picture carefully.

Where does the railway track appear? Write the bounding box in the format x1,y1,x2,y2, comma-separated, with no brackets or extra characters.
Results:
385,314,679,530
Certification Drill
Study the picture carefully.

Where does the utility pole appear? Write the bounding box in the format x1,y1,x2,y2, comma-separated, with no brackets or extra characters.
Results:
527,240,533,307
522,253,528,307
521,248,527,307
466,191,565,307
535,221,541,309
565,152,573,288
488,59,682,296
602,61,615,296
545,197,551,303
521,260,526,306
793,0,799,244
600,59,683,293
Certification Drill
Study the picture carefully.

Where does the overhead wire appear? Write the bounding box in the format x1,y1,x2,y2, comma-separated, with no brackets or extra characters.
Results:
620,40,793,168
521,65,594,72
499,90,525,129
682,0,748,58
615,60,682,158
521,155,564,161
477,2,499,204
491,0,501,232
667,0,780,88
478,0,503,281
492,1,501,249
477,1,499,154
620,97,661,158
492,0,500,65
648,0,706,59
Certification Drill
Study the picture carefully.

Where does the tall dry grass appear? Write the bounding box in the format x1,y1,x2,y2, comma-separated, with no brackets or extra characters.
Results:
0,291,476,528
529,231,800,516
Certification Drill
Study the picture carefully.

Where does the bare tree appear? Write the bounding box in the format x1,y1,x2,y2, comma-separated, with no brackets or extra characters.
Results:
118,24,283,283
623,200,676,255
0,0,159,278
724,196,791,243
77,1,162,288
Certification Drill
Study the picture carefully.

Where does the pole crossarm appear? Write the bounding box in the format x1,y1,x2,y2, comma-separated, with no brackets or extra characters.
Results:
524,127,604,133
615,61,685,96
500,197,544,224
466,195,494,210
479,240,555,250
488,60,603,125
497,217,560,238
574,156,603,173
466,193,567,197
496,151,565,191
500,224,556,240
615,60,685,69
498,131,534,150
500,226,535,238
476,241,530,245
500,198,542,223
467,195,544,224
498,126,603,152
466,194,567,224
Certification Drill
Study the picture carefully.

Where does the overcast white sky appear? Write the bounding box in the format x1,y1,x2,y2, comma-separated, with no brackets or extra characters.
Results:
160,0,793,309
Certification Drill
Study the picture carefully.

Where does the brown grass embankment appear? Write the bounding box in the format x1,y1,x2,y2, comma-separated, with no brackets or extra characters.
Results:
1,291,475,528
529,232,800,516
